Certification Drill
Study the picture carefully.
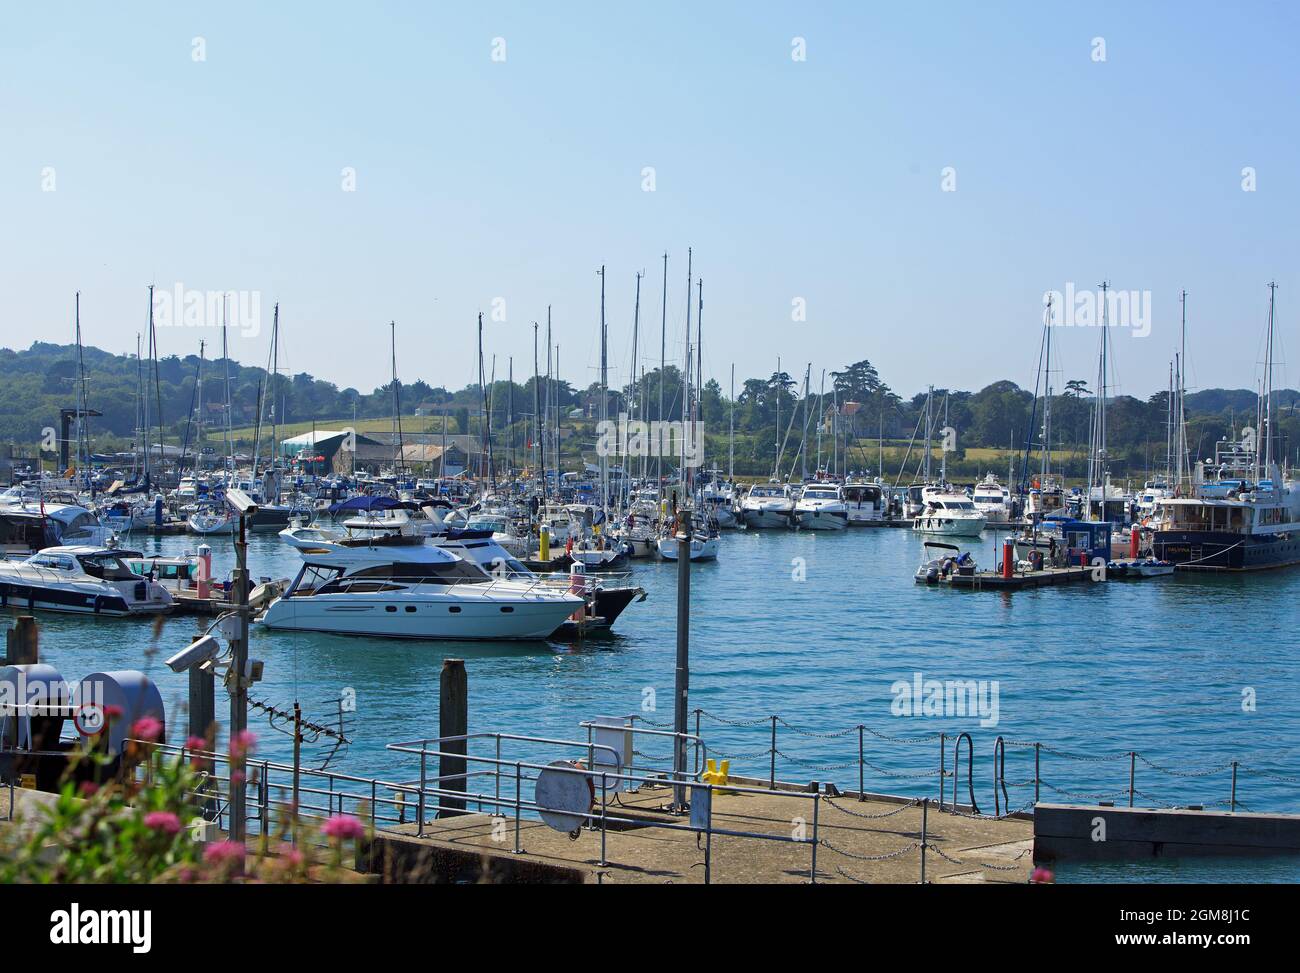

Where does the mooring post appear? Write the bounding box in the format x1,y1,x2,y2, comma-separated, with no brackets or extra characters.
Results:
1128,751,1136,808
439,658,468,817
4,615,38,665
672,508,691,810
229,512,250,843
1230,760,1238,812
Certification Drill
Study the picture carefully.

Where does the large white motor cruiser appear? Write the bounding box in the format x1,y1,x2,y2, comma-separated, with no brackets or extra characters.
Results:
793,483,849,531
912,490,987,537
842,480,887,525
971,473,1013,524
740,483,795,529
260,537,583,640
0,546,173,616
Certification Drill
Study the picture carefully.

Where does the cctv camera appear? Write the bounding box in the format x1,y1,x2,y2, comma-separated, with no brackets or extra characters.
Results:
225,489,260,516
165,634,223,673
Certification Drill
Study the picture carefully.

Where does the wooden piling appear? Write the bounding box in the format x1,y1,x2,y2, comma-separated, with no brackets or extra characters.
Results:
438,658,468,818
4,616,38,666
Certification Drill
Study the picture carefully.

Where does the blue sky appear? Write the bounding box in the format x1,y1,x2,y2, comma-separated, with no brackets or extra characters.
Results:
2,2,1296,403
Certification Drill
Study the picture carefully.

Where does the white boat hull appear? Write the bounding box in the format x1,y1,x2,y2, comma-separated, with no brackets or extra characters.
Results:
794,507,849,530
657,535,720,561
259,589,580,640
741,506,792,529
912,514,986,537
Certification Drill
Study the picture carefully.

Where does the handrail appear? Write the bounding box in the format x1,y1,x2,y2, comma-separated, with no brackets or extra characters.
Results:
953,733,978,814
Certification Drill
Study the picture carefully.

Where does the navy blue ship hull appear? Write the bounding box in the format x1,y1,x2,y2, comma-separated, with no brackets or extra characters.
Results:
1153,529,1300,571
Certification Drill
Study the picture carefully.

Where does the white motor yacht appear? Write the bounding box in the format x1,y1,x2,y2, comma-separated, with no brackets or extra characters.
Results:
0,546,173,616
842,480,887,525
793,483,849,531
971,473,1013,524
740,482,794,529
912,490,987,537
259,537,583,640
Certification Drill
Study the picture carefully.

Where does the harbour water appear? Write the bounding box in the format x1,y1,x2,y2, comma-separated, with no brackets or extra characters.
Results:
16,525,1300,826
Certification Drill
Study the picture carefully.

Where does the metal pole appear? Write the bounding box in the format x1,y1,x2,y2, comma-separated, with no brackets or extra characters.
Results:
920,798,928,884
292,702,302,830
858,725,865,800
938,732,945,811
599,773,608,866
1034,742,1041,805
1129,751,1136,807
769,715,778,789
707,785,717,884
672,507,692,810
513,761,522,853
1230,760,1237,812
809,793,819,885
229,513,250,843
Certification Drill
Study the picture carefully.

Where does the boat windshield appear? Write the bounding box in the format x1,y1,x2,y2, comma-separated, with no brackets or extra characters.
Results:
78,553,142,581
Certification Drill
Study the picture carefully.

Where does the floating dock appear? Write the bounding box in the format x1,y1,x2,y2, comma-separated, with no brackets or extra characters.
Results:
929,565,1099,591
365,782,1034,884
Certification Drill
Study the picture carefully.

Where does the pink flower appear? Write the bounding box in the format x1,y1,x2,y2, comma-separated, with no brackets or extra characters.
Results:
203,841,245,865
144,811,181,835
276,842,305,867
131,716,163,742
320,814,365,841
229,729,257,758
103,704,124,720
185,735,207,751
1030,866,1055,884
78,781,99,797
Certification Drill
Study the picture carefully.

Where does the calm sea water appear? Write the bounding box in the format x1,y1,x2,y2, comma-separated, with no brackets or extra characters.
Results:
12,526,1300,841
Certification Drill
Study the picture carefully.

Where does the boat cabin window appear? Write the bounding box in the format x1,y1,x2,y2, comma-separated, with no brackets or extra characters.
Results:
78,554,141,581
27,553,78,571
347,560,491,584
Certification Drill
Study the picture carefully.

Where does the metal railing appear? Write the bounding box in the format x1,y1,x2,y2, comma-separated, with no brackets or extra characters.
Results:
386,730,824,883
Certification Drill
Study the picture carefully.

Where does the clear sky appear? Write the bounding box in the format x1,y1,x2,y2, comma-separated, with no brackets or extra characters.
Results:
2,2,1296,403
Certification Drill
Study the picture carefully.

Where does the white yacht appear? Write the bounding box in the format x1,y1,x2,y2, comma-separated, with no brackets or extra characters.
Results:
740,483,794,529
912,490,987,537
656,530,720,561
793,483,849,531
842,480,887,525
0,546,173,616
971,473,1013,524
259,537,583,640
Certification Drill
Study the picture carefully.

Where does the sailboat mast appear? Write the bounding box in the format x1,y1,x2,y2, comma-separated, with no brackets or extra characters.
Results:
728,363,735,484
534,322,544,498
1264,281,1277,476
598,266,608,516
683,248,693,501
222,308,233,477
658,252,668,492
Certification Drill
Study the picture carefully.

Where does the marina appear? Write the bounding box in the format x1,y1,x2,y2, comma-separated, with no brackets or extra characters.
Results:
3,5,1299,956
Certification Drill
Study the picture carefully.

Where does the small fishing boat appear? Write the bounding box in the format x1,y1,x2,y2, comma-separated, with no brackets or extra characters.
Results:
915,542,977,584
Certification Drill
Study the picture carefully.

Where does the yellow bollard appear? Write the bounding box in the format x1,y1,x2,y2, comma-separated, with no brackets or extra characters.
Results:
539,524,550,562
